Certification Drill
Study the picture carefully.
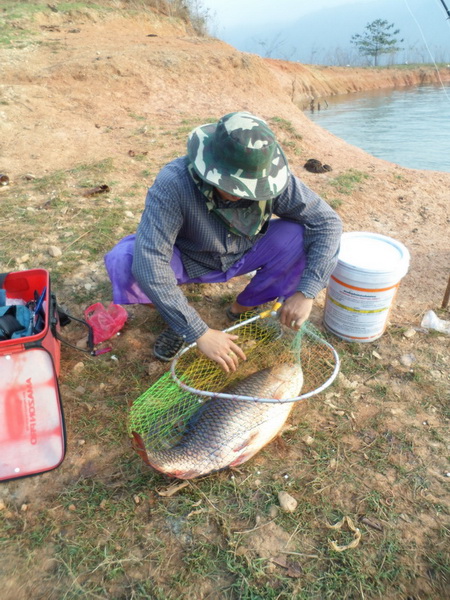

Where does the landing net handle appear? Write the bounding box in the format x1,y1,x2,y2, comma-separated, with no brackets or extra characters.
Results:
170,302,340,404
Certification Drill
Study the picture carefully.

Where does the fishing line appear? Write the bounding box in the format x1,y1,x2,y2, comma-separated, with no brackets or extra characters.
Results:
403,0,450,101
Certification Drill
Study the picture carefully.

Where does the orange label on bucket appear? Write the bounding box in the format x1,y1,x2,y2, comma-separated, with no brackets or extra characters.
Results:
330,275,400,293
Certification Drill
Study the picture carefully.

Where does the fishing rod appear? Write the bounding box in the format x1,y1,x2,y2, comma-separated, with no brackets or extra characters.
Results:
438,0,450,19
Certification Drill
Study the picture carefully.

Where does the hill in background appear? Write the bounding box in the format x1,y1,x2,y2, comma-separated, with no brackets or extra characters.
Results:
218,0,450,65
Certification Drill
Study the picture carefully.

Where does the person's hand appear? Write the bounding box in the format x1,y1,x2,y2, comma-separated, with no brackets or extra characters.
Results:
196,329,246,373
279,292,314,331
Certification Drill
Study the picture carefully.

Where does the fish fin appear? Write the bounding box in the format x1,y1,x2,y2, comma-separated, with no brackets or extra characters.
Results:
174,469,203,480
144,458,200,481
229,452,253,467
232,430,260,453
229,425,287,467
130,431,151,466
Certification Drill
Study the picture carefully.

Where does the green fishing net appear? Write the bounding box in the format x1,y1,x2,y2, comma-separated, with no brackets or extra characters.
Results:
128,316,339,454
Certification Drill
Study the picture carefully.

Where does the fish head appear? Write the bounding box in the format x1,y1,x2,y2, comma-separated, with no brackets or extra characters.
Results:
265,363,304,400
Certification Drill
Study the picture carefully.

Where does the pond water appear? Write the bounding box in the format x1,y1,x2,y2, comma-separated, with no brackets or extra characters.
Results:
305,83,450,173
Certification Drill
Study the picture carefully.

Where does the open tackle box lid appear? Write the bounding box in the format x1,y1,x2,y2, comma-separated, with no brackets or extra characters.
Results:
0,269,66,482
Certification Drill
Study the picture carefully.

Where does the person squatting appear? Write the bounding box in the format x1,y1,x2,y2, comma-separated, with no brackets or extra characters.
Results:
105,111,342,372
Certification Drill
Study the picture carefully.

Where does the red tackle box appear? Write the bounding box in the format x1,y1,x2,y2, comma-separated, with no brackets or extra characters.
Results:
0,269,66,482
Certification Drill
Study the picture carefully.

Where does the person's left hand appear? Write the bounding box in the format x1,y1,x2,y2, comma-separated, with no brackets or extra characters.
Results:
279,291,314,331
196,328,247,373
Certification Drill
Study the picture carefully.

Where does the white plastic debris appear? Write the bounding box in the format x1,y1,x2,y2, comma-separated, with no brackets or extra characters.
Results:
421,310,450,334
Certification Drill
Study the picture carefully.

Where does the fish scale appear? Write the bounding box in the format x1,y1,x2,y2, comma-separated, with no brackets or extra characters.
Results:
144,363,304,479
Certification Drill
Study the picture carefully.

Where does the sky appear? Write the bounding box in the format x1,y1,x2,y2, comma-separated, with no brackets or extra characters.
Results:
201,0,376,36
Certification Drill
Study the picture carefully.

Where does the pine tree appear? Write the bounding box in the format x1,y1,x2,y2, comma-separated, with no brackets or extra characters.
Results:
351,19,403,66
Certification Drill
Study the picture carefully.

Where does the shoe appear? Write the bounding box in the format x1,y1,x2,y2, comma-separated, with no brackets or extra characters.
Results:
225,306,257,321
154,328,185,362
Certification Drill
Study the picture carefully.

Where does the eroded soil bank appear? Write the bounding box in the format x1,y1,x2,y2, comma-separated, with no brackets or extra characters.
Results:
266,58,450,104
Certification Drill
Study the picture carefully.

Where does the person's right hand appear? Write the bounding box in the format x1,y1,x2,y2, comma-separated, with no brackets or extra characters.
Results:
196,328,246,373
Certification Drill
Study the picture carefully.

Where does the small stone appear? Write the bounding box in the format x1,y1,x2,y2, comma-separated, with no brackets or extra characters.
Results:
253,479,262,487
278,491,298,513
26,207,36,212
303,435,315,445
48,246,62,258
148,362,160,376
403,328,416,339
124,211,134,218
134,495,140,504
99,383,106,390
430,370,442,379
76,337,88,349
17,254,30,264
72,362,85,372
78,439,86,446
24,174,36,180
268,505,279,518
75,386,85,394
372,351,382,360
0,500,6,511
42,558,58,573
338,373,359,389
68,504,76,511
21,504,28,512
390,408,402,415
400,354,416,368
329,458,337,469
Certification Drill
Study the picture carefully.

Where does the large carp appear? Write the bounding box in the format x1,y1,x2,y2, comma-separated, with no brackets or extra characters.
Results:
144,363,303,479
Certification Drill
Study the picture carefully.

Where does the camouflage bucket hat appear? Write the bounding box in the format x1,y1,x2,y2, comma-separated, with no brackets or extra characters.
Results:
187,111,290,201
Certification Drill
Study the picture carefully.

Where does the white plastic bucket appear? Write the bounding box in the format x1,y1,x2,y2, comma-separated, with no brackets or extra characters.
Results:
324,232,410,342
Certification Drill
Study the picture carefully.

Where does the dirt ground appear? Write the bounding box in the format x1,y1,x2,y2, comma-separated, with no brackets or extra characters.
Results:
0,4,449,600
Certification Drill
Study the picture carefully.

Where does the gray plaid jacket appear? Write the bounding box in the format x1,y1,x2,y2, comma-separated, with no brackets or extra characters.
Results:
132,157,342,343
